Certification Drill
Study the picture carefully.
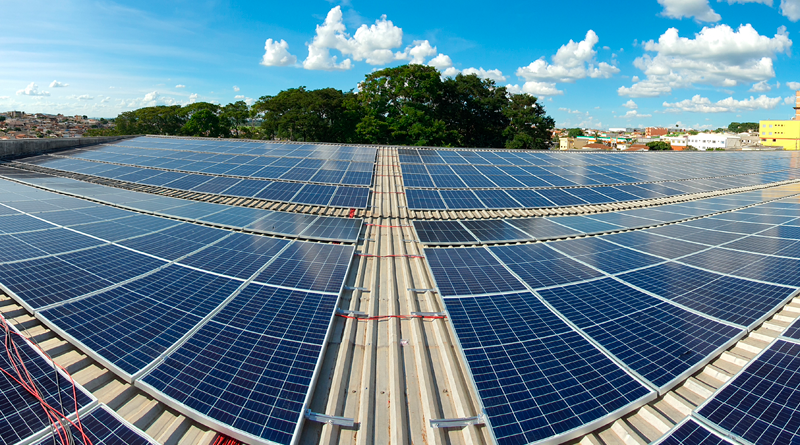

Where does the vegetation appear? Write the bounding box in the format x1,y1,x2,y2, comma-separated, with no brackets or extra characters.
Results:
97,65,555,149
728,122,759,133
567,128,585,138
646,141,672,151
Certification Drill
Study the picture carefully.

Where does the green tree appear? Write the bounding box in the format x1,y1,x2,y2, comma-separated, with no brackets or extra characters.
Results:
689,130,699,135
502,94,555,150
440,73,509,147
0,116,5,122
646,141,672,151
567,128,585,138
181,109,224,137
728,122,759,133
221,101,250,136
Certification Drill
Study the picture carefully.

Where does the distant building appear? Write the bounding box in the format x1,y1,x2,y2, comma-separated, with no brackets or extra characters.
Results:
759,91,800,150
645,127,670,138
688,134,742,151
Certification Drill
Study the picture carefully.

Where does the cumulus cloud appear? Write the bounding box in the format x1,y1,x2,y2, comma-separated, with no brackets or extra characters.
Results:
658,0,721,22
303,6,404,70
723,0,773,4
189,93,198,104
16,83,50,97
788,81,800,90
261,39,298,67
461,67,507,82
750,80,773,92
49,80,68,88
244,97,255,106
0,96,9,101
397,40,437,64
506,82,564,96
175,84,186,88
516,30,619,83
782,0,800,20
234,95,245,99
619,24,792,97
233,86,240,92
786,95,797,105
76,95,94,101
623,99,638,109
663,94,783,112
624,110,652,118
428,53,453,70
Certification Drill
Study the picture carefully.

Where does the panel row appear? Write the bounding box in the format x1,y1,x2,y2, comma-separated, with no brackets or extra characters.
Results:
19,155,371,209
0,167,363,242
405,170,799,210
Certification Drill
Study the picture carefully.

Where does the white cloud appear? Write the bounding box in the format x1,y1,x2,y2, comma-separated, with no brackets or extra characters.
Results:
623,99,638,109
49,80,68,88
516,30,619,83
16,82,50,97
397,40,437,64
261,38,298,67
428,53,453,70
233,86,240,92
175,84,186,88
189,93,198,104
303,6,403,70
658,0,721,22
788,81,800,90
506,82,564,96
0,96,9,101
662,94,783,112
76,95,94,101
143,91,159,106
786,95,797,105
750,80,773,92
723,0,773,5
619,24,792,97
462,67,507,82
624,110,652,118
234,95,245,99
781,0,800,20
244,97,255,106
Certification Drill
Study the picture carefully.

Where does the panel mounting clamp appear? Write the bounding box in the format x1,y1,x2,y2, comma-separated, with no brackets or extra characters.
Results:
429,414,486,429
408,288,436,293
305,410,356,427
336,307,369,317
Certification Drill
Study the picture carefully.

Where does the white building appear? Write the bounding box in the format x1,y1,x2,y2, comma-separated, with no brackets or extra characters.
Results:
688,134,742,151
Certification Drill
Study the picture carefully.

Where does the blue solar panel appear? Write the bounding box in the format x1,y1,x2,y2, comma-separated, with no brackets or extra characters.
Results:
298,216,362,242
603,230,708,259
445,292,652,445
655,419,733,445
142,283,338,445
785,319,800,340
618,262,795,327
459,219,530,243
697,339,800,445
406,189,446,210
328,187,370,208
119,223,230,260
179,233,290,279
414,220,477,245
13,228,106,255
424,247,527,296
31,405,155,445
490,243,602,289
0,214,56,233
538,278,743,389
548,236,663,274
254,241,354,293
0,321,94,445
41,265,243,375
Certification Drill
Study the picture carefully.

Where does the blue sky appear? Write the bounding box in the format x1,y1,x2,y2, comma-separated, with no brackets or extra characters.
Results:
3,0,800,129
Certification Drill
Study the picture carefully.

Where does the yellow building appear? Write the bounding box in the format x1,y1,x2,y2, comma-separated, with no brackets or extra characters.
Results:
760,91,800,150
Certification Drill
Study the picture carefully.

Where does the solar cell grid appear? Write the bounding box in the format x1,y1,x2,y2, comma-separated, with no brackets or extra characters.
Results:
119,223,229,260
255,241,354,293
697,339,800,445
424,247,527,296
413,220,477,245
548,236,663,274
41,265,243,375
490,243,602,289
179,232,289,279
31,405,156,445
655,419,733,445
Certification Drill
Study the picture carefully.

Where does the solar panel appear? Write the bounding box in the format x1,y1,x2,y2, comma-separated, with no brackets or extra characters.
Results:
424,247,527,296
12,228,106,255
459,219,530,243
697,339,800,445
179,233,290,279
254,241,354,293
0,214,56,234
31,405,157,445
444,292,653,445
490,243,602,289
537,278,743,389
140,283,339,445
413,220,478,245
298,215,362,242
40,265,243,377
119,223,230,260
654,418,734,445
618,263,795,328
548,236,663,274
0,319,95,445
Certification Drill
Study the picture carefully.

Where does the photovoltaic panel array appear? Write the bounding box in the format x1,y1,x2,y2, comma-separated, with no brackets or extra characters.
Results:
696,337,800,445
423,195,800,444
654,418,735,445
0,177,357,445
0,166,364,242
401,148,800,210
0,318,95,445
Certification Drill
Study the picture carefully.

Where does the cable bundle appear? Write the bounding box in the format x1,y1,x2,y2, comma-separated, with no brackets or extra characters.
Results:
1,315,92,445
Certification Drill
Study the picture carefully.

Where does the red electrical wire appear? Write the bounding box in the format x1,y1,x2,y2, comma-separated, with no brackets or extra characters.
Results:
355,254,424,258
1,315,92,445
212,434,243,445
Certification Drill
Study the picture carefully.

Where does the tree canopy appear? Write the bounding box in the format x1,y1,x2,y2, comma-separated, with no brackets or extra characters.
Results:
728,122,759,133
98,65,555,149
567,128,585,138
646,141,672,151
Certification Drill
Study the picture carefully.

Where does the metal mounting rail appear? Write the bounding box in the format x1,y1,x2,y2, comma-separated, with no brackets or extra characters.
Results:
336,307,369,317
407,288,436,292
429,414,487,428
411,312,446,317
305,410,356,428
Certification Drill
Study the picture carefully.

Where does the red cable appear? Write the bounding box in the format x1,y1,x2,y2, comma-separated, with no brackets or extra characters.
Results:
355,254,424,258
